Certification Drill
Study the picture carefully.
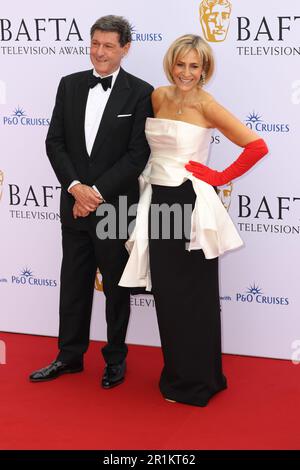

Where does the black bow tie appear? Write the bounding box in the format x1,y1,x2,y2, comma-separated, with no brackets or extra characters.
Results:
88,74,112,91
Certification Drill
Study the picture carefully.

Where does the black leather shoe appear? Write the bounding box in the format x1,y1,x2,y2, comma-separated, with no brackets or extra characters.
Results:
101,360,126,389
29,360,83,382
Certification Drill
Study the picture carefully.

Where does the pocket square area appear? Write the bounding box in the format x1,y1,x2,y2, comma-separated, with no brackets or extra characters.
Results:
117,114,133,118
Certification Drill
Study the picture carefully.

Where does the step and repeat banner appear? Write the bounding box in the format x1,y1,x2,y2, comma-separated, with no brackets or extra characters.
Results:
0,1,299,360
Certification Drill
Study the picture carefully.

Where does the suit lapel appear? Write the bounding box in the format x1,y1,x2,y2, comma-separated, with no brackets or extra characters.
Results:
75,71,91,158
90,68,130,159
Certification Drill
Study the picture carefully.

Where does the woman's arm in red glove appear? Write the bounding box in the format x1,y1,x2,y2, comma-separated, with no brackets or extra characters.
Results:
185,98,268,185
185,138,268,186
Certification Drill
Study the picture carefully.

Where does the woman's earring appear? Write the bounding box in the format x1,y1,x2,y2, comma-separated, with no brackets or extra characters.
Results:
200,71,206,87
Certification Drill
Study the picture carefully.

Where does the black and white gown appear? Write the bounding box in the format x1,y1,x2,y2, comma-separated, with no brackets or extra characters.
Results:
119,118,243,406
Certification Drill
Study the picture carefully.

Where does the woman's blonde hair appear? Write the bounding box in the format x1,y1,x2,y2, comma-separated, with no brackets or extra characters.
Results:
163,34,214,85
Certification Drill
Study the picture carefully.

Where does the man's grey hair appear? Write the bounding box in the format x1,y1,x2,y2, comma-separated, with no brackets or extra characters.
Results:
90,15,132,46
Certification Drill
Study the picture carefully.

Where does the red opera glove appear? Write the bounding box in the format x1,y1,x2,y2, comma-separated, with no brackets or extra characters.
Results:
185,139,268,186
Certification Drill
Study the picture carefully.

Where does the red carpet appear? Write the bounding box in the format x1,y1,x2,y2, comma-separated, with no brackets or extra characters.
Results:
0,332,299,450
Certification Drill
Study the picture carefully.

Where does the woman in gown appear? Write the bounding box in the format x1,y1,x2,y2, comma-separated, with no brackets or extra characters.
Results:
119,34,268,406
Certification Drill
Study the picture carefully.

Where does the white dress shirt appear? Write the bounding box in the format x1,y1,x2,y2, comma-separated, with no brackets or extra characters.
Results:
68,67,120,197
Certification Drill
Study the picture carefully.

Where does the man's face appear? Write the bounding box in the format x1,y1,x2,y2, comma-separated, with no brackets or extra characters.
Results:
200,1,231,42
90,30,130,76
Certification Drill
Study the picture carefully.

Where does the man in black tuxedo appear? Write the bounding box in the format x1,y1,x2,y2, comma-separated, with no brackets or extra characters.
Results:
29,15,153,387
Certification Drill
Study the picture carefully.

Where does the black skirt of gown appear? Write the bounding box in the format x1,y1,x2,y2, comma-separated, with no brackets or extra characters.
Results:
149,180,227,407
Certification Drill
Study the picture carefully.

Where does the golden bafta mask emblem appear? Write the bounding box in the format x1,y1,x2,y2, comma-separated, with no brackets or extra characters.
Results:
199,0,232,42
0,170,4,201
217,181,233,211
95,269,103,292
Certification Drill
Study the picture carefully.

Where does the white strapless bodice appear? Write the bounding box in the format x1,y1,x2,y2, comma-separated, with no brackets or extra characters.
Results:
143,118,212,186
119,118,243,291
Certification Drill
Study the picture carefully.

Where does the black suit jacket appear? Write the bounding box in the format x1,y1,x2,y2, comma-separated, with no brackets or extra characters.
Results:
46,68,153,228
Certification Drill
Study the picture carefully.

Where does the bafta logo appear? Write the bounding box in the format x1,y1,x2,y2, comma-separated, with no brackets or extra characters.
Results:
0,170,4,201
95,268,103,292
199,0,232,42
217,181,233,211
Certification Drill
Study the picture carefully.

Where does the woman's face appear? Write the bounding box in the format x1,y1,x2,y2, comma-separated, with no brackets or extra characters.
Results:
171,49,203,91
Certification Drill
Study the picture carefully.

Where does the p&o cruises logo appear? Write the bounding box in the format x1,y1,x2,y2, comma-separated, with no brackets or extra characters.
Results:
131,27,163,43
2,106,50,127
236,283,289,306
12,267,57,288
245,111,290,133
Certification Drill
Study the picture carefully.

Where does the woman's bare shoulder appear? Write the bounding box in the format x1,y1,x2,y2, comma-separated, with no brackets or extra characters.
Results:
151,86,173,112
152,86,172,100
197,89,216,106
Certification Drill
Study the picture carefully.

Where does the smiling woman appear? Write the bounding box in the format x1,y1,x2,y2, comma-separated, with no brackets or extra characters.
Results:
119,32,268,407
171,50,203,114
160,34,214,123
163,34,214,86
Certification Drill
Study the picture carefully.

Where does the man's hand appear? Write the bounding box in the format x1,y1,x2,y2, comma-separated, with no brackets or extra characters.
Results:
69,183,102,212
73,201,90,219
